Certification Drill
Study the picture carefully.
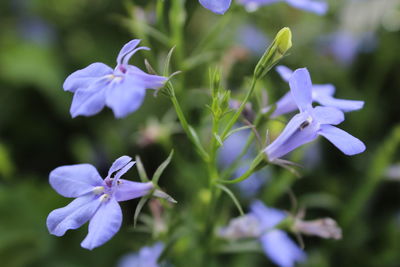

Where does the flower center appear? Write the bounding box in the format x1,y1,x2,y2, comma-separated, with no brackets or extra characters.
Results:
300,116,313,130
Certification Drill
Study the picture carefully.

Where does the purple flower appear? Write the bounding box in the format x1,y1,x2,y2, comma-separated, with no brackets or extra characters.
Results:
46,156,154,250
63,40,167,118
238,0,328,15
118,242,165,267
199,0,232,14
250,201,306,267
264,65,364,117
265,68,365,161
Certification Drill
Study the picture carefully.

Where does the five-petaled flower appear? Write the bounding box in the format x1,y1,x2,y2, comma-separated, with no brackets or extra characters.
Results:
238,0,328,15
264,65,364,117
265,68,365,161
47,155,154,250
63,39,167,118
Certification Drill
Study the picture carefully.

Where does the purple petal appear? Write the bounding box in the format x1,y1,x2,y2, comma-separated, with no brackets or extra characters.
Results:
116,40,150,66
114,181,153,202
70,79,109,118
63,63,113,92
265,112,319,160
286,0,328,15
49,164,103,198
126,66,167,89
276,65,293,82
112,161,136,187
105,77,146,118
313,106,344,125
107,155,133,178
47,195,100,236
312,84,335,98
270,92,298,117
316,95,364,112
199,0,232,14
289,68,313,112
81,198,122,250
260,230,306,267
250,200,286,229
118,242,164,267
318,125,366,155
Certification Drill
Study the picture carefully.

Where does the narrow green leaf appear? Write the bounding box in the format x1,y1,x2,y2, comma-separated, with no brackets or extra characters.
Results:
213,133,223,147
217,184,244,216
152,150,174,185
225,125,253,141
163,46,176,77
133,195,150,228
135,156,149,182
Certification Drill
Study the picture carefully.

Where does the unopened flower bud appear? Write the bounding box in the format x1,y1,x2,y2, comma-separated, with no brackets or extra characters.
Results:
254,27,292,79
218,215,261,240
293,217,342,240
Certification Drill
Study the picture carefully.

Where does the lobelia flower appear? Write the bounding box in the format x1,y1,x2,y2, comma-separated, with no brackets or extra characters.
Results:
263,65,364,117
219,201,306,267
118,242,165,267
63,39,167,118
250,201,306,267
47,156,155,250
237,0,328,15
265,68,365,161
199,0,232,14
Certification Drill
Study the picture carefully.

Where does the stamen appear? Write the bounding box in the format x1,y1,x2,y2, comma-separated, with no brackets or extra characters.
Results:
99,194,110,202
300,116,313,130
93,186,105,195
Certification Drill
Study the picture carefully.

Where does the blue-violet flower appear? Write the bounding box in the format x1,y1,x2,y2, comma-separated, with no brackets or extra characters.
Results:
265,68,365,161
63,40,167,118
199,0,232,14
238,0,328,15
264,65,364,117
47,155,154,250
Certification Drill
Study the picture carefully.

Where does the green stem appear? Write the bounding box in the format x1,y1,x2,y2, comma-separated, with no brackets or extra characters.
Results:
221,77,258,140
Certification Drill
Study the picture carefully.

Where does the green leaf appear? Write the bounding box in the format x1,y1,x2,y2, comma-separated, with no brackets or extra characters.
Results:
133,195,150,228
135,156,149,182
213,133,223,147
163,46,176,77
224,125,253,141
152,150,174,185
216,184,244,216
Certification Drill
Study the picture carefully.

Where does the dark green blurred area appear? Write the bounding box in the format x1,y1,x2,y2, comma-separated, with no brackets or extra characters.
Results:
0,0,400,266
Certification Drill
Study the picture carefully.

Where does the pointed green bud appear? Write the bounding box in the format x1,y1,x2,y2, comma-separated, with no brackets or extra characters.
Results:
254,27,292,80
211,68,221,98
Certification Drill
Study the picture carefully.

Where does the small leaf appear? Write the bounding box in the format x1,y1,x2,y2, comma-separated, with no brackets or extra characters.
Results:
133,195,150,227
153,189,177,203
225,125,253,141
135,156,149,182
163,46,176,77
213,133,223,147
216,184,244,216
152,150,174,185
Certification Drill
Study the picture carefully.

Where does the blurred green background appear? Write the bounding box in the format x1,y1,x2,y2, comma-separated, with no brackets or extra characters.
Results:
0,0,400,266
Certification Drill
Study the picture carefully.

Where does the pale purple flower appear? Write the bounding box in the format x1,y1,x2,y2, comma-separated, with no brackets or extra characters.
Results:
199,0,232,14
250,201,306,267
47,156,154,250
265,68,365,161
264,65,364,117
63,40,167,118
118,242,165,267
238,0,328,15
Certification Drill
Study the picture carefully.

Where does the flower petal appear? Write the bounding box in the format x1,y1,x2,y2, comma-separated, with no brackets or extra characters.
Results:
63,63,113,92
50,164,103,198
126,66,167,89
313,106,344,125
318,125,366,155
107,155,133,177
47,195,101,236
276,65,293,82
70,79,109,118
250,200,286,229
289,68,313,112
114,181,153,202
270,92,298,117
81,198,122,250
105,77,146,118
199,0,232,14
260,230,306,267
312,84,335,98
285,0,328,15
116,40,150,66
316,95,364,112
